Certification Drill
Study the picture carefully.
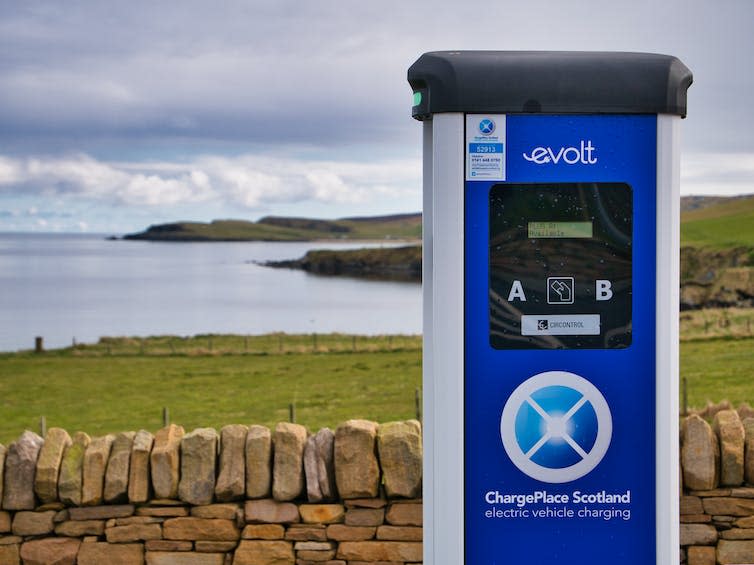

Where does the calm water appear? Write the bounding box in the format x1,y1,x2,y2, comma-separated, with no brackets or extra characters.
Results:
0,233,421,352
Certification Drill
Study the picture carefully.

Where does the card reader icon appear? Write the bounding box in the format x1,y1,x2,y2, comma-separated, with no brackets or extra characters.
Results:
547,277,574,304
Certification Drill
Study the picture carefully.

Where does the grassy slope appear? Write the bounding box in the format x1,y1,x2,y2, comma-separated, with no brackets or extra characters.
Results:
681,194,754,248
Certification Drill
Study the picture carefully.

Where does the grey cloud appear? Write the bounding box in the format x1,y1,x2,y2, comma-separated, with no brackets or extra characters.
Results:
682,152,754,195
0,0,752,159
0,1,416,149
0,153,421,210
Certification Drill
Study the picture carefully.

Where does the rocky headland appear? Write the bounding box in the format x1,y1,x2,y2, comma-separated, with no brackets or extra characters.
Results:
261,246,421,283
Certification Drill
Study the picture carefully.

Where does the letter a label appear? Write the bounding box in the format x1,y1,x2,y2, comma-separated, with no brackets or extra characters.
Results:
508,280,527,302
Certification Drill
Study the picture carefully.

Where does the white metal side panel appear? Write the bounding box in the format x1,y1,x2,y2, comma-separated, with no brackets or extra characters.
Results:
423,113,465,565
656,114,681,565
422,118,434,565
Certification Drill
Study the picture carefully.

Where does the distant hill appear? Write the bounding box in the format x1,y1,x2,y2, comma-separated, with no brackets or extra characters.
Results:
123,213,421,242
681,193,754,248
681,195,744,213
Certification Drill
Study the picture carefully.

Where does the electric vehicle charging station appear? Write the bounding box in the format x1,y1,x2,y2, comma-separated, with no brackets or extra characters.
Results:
408,52,692,564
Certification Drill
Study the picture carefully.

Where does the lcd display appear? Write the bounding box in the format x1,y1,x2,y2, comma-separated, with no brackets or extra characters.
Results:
489,183,632,350
528,221,593,239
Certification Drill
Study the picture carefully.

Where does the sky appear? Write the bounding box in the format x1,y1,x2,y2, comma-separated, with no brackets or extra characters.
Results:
0,0,752,233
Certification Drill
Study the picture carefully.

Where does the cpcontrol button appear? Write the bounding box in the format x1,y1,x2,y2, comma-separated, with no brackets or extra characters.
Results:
521,314,600,336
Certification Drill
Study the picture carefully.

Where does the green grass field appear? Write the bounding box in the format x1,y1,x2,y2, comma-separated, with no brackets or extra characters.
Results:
0,335,421,445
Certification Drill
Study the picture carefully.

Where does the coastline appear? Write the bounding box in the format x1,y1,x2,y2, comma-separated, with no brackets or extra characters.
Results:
121,213,422,243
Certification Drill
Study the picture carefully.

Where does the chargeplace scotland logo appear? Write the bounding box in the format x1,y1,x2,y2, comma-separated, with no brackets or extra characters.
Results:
478,118,495,135
500,371,612,483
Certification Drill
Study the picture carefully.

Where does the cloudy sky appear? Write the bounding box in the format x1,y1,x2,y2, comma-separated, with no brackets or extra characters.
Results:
1,1,752,233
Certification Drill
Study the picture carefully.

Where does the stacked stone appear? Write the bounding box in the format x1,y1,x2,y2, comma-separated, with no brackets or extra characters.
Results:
0,419,423,565
680,410,754,565
327,419,423,564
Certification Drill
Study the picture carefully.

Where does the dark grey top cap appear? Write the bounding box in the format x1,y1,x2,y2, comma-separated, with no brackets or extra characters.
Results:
408,51,692,120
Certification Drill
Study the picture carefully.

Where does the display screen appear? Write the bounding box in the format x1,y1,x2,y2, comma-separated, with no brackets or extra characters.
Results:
489,183,632,350
528,221,593,239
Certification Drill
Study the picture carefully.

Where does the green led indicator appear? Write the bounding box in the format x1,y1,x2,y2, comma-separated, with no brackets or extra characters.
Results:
412,91,422,106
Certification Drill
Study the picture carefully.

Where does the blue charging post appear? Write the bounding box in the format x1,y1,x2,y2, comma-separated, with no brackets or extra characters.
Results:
409,52,692,564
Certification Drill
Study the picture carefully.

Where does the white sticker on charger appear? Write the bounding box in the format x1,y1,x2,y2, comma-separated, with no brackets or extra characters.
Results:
466,114,506,181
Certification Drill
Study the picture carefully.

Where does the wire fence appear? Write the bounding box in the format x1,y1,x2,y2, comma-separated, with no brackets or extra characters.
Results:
51,333,423,357
680,307,754,340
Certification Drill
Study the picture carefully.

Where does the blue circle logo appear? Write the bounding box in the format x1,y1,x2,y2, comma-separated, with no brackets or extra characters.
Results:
479,118,495,135
501,371,612,483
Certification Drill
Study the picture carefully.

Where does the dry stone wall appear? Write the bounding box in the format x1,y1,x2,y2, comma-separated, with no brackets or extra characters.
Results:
0,419,422,565
6,410,754,564
681,409,754,565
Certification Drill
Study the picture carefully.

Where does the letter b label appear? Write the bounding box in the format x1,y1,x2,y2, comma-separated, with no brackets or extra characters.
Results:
596,280,613,301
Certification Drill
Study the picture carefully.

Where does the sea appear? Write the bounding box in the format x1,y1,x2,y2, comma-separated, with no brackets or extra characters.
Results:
0,233,422,353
